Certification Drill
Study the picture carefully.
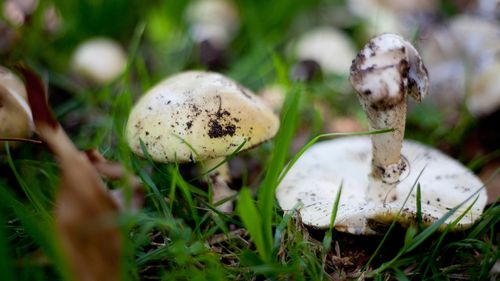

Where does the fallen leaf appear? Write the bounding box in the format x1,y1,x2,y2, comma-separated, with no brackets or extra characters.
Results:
17,65,122,281
84,149,144,212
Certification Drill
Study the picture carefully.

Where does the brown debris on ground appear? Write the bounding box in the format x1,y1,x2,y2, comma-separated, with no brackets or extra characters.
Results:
16,65,134,281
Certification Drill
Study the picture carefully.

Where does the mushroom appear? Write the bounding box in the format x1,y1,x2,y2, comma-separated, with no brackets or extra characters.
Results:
419,15,500,119
184,0,239,70
71,37,127,85
126,71,279,212
0,65,33,148
292,26,356,79
276,33,488,234
347,0,437,38
3,0,39,27
468,60,500,117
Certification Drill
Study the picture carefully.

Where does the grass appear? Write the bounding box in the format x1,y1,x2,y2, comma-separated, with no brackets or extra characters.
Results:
1,0,498,280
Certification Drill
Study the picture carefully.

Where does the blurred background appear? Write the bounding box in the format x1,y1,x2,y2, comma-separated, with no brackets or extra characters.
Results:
0,1,499,279
1,0,498,196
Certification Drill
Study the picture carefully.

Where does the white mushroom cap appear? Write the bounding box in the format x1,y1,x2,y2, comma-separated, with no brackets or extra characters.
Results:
3,0,39,26
350,33,429,105
276,137,487,234
348,0,437,15
185,0,239,48
126,71,279,163
419,15,500,117
71,37,127,85
348,0,437,37
294,27,356,76
468,61,500,117
0,66,33,143
448,16,500,61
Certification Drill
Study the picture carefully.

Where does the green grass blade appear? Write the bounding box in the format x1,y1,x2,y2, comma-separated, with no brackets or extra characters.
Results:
365,166,427,270
421,196,482,277
373,184,485,274
256,85,301,262
416,184,422,229
237,188,269,261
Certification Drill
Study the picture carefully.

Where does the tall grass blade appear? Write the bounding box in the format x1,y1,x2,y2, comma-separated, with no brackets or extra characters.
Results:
237,188,269,261
256,85,301,262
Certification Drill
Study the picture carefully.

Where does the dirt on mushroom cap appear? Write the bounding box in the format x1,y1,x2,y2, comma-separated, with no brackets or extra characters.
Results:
126,71,279,163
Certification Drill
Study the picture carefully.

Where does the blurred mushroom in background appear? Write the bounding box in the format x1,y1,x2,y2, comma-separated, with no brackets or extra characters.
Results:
3,0,38,27
185,0,239,70
71,37,128,85
418,15,500,123
290,26,356,80
347,0,438,37
43,4,62,34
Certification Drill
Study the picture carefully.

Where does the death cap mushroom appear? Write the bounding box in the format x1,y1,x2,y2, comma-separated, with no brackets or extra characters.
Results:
276,33,487,234
127,71,279,212
126,71,279,163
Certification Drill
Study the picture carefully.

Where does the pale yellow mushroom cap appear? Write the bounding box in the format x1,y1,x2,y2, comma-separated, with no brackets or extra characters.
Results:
126,71,280,163
0,66,34,147
71,37,127,85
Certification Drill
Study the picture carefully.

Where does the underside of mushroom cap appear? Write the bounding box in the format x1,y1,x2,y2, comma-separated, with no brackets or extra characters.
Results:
276,137,487,235
126,71,279,163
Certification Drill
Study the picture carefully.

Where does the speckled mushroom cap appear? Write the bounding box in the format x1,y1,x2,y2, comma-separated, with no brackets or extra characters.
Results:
276,137,487,234
126,71,279,163
0,66,33,143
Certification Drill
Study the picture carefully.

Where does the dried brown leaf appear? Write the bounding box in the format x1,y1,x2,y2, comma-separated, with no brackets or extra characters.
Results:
84,149,144,212
17,65,122,281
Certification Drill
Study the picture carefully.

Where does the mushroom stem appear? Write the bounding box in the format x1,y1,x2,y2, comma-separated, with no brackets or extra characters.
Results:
201,157,235,212
349,33,429,200
358,97,407,183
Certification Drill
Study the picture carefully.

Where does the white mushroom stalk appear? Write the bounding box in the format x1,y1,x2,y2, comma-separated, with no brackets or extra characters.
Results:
350,33,428,200
276,33,487,235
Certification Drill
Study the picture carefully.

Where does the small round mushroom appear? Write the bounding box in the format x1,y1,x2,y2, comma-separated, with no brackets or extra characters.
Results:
184,0,239,70
276,33,487,234
293,26,356,78
3,0,39,27
126,71,279,212
185,0,239,49
71,37,127,85
0,66,34,148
